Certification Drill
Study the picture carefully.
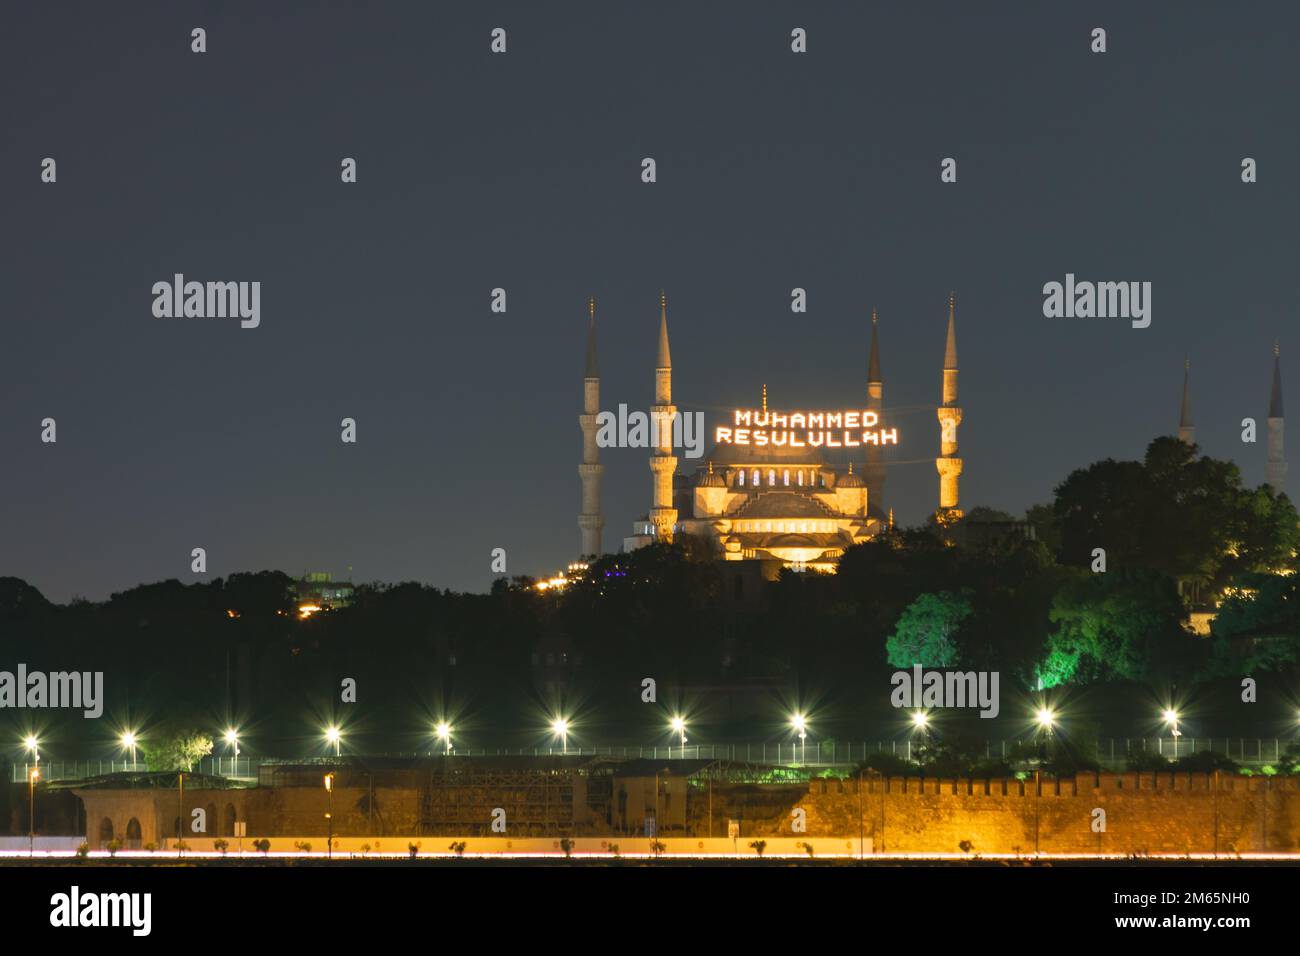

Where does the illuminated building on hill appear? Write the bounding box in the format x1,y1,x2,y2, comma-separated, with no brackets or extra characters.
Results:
579,293,965,576
295,571,354,619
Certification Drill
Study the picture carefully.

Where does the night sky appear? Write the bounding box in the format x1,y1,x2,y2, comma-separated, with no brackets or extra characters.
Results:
3,2,1297,604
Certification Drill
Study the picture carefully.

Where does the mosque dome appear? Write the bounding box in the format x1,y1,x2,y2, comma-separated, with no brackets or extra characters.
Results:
837,464,865,488
695,462,726,487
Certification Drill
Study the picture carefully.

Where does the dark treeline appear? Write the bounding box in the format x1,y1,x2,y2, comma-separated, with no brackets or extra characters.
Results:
2,437,1299,761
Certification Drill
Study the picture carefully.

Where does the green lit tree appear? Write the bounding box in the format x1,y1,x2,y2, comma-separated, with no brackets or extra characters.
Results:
886,590,972,668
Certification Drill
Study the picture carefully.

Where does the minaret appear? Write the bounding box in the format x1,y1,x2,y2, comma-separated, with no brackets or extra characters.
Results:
649,291,678,540
1267,342,1287,493
864,308,886,517
935,293,963,519
1178,357,1195,445
578,297,604,556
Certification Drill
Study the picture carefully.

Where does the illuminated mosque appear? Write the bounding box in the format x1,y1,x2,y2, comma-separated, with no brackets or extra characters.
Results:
578,293,966,576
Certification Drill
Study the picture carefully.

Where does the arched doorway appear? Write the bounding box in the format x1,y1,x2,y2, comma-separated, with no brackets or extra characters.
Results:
126,817,142,850
98,817,114,849
225,804,237,837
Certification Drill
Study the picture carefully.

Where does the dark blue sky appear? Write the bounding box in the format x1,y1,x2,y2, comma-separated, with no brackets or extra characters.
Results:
3,2,1296,603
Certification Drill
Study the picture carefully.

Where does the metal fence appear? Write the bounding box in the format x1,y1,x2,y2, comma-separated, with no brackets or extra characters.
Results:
12,755,258,783
12,738,1293,782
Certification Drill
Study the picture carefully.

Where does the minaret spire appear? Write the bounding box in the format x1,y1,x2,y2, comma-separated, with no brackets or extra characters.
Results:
935,293,963,521
656,289,672,369
865,307,886,519
1178,356,1195,445
578,298,604,555
649,291,678,540
943,293,958,371
584,296,598,377
1267,342,1287,493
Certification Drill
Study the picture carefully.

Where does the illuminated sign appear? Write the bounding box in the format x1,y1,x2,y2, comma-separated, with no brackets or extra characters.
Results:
715,409,899,449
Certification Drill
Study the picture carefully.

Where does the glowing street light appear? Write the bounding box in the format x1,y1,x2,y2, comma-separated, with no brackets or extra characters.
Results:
670,716,687,752
435,721,453,755
1035,708,1056,737
791,713,808,765
121,731,138,771
1162,708,1182,759
23,734,39,767
324,725,342,757
911,711,930,733
551,717,570,754
223,728,240,777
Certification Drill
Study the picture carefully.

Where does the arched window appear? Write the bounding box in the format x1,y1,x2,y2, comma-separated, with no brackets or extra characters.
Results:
752,469,760,486
126,817,142,849
738,470,745,486
768,469,776,486
798,470,804,486
783,469,790,486
98,817,115,849
225,804,237,837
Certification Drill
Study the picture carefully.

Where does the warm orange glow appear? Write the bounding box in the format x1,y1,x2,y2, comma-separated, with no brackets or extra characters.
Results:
298,603,322,619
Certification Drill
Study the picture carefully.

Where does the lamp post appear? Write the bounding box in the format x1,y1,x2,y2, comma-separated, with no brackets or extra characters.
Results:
324,772,334,860
551,718,569,755
435,721,452,756
670,717,687,757
223,728,240,776
24,734,40,769
1035,707,1056,760
28,768,39,857
791,713,808,766
1162,709,1181,760
121,731,138,771
325,725,341,758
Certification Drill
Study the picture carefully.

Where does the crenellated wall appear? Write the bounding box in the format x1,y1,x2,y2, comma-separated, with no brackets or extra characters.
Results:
75,772,1300,854
778,772,1300,854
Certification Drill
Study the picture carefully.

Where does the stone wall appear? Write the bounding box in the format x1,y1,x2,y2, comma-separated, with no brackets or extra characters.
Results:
781,772,1299,854
75,772,1300,854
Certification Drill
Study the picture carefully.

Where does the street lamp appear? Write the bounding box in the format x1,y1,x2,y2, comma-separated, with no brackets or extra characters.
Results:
670,716,687,755
791,713,808,765
323,772,334,860
435,721,452,755
28,768,39,856
324,725,341,757
1162,709,1181,759
551,718,570,754
1035,708,1056,735
23,734,39,768
223,728,239,776
911,711,930,733
121,731,138,771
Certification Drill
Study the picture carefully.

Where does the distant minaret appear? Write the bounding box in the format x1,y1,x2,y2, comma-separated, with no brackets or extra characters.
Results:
578,297,604,556
649,291,678,540
1178,357,1195,445
1267,342,1287,493
935,293,963,518
864,308,886,517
